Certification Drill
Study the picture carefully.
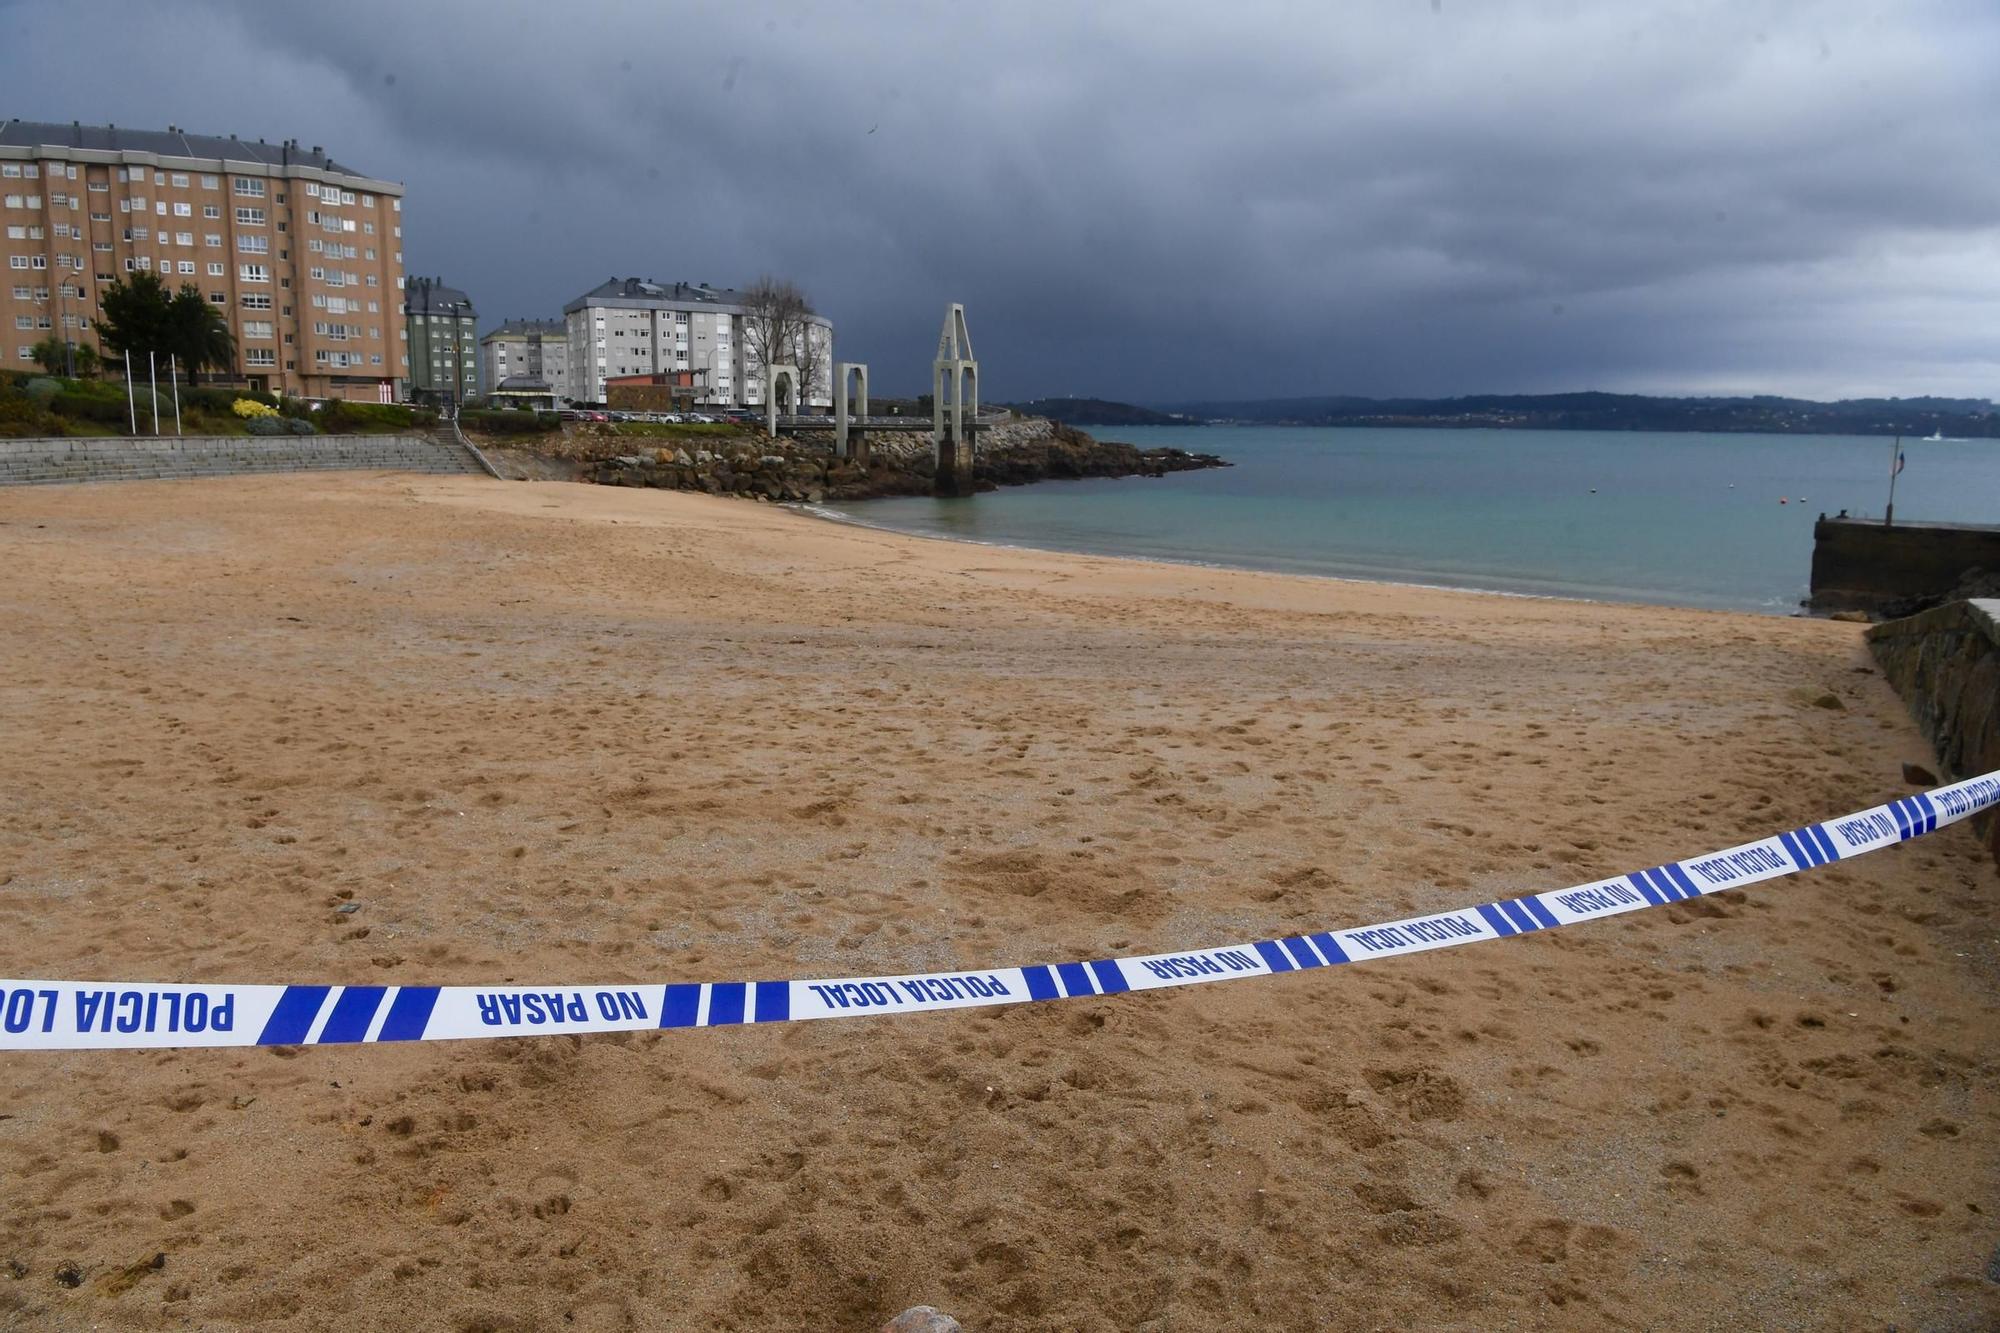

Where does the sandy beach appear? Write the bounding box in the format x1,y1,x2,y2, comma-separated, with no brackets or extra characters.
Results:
0,472,1994,1332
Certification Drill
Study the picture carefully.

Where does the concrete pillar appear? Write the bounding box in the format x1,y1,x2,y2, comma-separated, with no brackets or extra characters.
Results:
931,305,978,498
835,362,869,462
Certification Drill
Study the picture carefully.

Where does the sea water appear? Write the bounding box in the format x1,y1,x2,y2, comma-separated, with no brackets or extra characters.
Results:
817,426,2000,613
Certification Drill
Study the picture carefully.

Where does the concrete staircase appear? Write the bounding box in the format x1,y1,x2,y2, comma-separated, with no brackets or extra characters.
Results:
0,434,488,487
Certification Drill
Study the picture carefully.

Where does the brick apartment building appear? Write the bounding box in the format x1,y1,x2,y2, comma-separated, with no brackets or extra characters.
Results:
0,119,405,401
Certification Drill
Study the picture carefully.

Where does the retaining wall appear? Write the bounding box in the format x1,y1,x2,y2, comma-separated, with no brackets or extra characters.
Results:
1868,598,2000,864
0,434,485,486
1810,517,2000,614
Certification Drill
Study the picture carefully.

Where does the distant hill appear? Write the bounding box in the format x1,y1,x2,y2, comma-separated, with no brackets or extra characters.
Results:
1006,397,1202,427
1160,392,1998,438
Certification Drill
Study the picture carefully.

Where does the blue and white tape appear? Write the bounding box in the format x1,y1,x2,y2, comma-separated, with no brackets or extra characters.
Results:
3,771,1994,1051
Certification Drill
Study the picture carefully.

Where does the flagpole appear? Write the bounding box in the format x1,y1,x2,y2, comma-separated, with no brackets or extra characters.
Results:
171,355,182,436
1885,435,1900,529
124,349,136,435
148,351,160,436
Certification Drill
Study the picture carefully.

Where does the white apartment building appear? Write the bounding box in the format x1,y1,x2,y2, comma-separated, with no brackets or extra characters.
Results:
562,277,832,408
479,317,567,401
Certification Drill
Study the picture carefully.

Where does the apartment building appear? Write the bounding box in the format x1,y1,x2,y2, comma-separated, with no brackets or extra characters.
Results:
0,119,404,401
562,277,832,408
479,317,568,403
403,276,476,406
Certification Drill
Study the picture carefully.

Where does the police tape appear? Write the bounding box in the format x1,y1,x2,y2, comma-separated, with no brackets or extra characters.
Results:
3,771,1995,1051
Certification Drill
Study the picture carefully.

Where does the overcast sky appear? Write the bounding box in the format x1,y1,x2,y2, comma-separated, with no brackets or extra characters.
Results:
4,0,1995,402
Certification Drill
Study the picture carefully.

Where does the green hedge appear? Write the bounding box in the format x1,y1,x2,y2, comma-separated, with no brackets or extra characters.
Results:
50,390,132,424
315,400,437,433
461,409,560,435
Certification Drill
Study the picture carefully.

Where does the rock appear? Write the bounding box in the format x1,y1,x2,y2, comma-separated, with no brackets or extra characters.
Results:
882,1308,962,1333
1829,610,1871,623
1811,693,1845,710
1903,762,1939,786
336,903,360,915
52,1261,83,1289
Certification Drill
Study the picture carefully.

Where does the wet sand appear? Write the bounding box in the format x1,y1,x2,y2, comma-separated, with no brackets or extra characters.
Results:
0,472,1994,1331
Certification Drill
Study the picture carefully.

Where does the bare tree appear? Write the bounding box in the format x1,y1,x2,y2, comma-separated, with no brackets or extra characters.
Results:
738,275,828,409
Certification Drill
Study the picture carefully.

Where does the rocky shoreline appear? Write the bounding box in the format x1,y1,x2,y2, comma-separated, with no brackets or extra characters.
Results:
580,417,1227,504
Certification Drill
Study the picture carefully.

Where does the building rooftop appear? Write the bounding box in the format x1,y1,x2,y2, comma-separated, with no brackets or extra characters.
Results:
482,318,566,340
494,374,554,392
404,277,475,317
574,277,748,306
0,119,382,180
562,277,831,326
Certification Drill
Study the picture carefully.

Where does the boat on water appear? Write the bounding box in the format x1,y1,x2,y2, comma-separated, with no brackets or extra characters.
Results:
1925,428,1945,441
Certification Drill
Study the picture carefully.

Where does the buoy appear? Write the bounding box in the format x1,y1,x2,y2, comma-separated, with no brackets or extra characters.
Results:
1779,497,1788,504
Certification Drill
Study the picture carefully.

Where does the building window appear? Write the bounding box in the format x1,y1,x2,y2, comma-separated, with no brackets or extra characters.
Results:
203,204,220,219
173,201,191,217
177,260,195,274
236,235,268,254
171,173,188,188
175,232,192,245
245,348,276,366
201,175,218,190
208,291,225,305
233,178,266,197
243,321,273,339
241,293,272,309
235,207,265,226
239,264,269,283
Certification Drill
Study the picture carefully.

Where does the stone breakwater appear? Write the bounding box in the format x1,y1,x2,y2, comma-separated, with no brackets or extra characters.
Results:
583,417,1226,503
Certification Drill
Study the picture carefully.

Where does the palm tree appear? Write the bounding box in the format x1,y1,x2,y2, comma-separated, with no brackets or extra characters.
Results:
166,283,235,385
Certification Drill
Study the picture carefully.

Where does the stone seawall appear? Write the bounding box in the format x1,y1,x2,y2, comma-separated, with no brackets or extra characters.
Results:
0,435,485,487
1867,599,2000,864
1810,517,2000,616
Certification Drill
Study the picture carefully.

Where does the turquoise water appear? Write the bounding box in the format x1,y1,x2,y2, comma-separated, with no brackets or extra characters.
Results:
819,427,2000,614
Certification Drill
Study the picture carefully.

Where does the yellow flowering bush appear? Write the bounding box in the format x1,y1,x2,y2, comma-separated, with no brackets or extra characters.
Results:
232,398,279,419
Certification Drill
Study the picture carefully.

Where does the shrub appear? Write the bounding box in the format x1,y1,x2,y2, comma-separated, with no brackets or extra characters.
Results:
184,386,273,413
317,400,429,433
245,415,290,436
284,416,316,435
461,409,559,436
52,390,132,424
22,377,61,403
233,397,280,419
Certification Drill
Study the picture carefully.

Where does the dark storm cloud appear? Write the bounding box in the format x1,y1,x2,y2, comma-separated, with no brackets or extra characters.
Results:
5,0,1996,400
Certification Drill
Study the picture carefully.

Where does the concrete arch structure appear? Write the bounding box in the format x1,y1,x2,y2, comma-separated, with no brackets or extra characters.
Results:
932,305,979,497
763,364,799,438
835,362,869,461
